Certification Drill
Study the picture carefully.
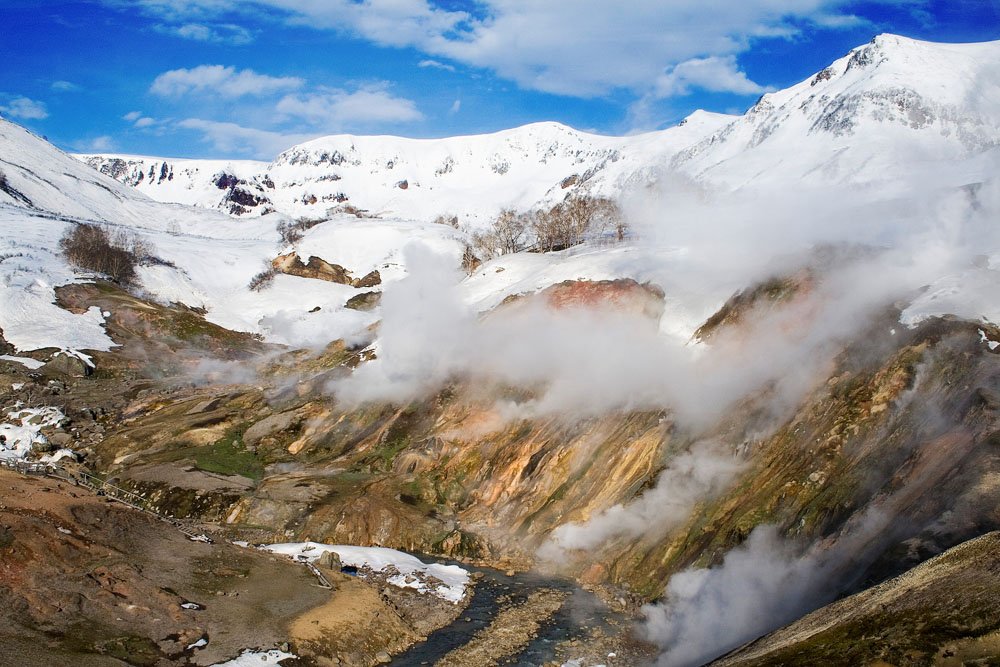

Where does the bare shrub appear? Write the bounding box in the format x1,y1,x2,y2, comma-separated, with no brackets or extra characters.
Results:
277,218,327,246
433,214,460,228
531,197,624,252
461,244,481,275
472,208,531,260
248,265,278,291
59,223,149,285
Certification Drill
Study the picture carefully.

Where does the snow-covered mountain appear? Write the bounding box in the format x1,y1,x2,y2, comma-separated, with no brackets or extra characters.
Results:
674,34,1000,191
80,111,734,224
0,119,463,353
79,35,1000,225
3,33,1000,360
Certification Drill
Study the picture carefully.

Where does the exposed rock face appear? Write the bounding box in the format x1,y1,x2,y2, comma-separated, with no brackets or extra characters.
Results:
346,291,382,311
0,470,330,666
39,352,93,378
71,273,1000,609
271,252,382,287
243,411,301,448
0,470,466,667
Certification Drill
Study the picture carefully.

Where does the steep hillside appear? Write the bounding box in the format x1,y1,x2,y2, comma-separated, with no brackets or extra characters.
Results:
78,35,1000,226
711,532,1000,666
674,34,1000,190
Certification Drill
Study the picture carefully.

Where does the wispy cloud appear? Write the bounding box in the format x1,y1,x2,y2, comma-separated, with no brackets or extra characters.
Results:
418,59,456,72
177,118,312,158
51,80,80,92
150,64,303,98
123,111,157,128
107,0,912,99
654,56,771,97
80,135,115,152
276,83,424,128
160,21,255,44
0,96,49,120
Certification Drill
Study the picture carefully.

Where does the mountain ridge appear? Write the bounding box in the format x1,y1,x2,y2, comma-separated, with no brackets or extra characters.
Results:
77,34,1000,224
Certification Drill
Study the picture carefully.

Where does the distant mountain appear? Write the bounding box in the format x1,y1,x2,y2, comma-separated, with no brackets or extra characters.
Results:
78,35,1000,226
79,113,735,224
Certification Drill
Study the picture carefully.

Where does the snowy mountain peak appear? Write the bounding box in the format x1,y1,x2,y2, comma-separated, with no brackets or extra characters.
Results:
73,36,1000,217
673,34,1000,189
79,115,733,224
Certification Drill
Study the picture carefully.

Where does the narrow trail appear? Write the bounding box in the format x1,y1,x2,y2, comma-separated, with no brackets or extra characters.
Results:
1,457,212,541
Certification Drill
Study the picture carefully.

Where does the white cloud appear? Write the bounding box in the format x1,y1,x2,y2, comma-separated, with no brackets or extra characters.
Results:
150,64,303,98
123,111,157,128
449,99,461,114
654,56,770,97
418,59,456,72
0,96,49,120
177,118,312,158
167,22,255,44
109,0,908,99
276,84,423,128
51,80,80,92
82,135,115,152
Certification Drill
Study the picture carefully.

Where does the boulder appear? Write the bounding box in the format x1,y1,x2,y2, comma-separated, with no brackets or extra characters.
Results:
243,411,300,447
345,291,381,311
40,353,92,378
321,550,342,570
351,270,382,288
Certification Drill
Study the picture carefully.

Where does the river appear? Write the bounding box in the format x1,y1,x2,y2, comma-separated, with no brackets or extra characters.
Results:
391,562,623,666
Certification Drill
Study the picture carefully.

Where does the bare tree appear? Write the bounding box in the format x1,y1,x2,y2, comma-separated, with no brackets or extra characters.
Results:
530,197,625,251
59,223,150,285
492,208,529,255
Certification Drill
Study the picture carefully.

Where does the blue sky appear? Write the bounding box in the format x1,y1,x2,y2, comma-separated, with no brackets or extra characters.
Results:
2,0,998,159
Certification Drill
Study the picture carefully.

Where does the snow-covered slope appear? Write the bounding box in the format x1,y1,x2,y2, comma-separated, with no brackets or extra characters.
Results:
78,155,271,216
0,118,462,353
80,112,736,224
673,34,1000,191
5,34,1000,359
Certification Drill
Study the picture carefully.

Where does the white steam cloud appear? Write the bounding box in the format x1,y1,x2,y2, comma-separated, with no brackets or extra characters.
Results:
327,152,1000,665
641,508,895,666
538,441,744,560
641,525,828,667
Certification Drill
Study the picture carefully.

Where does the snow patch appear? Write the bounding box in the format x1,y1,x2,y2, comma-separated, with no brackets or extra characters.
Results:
0,405,64,461
900,267,1000,327
979,329,1000,351
209,649,295,667
0,355,44,370
263,542,470,603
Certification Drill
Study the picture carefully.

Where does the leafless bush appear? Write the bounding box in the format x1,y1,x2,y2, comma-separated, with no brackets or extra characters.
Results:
248,265,278,291
471,208,531,260
433,213,460,228
469,198,626,262
530,197,624,252
461,244,481,275
59,223,150,285
277,218,326,246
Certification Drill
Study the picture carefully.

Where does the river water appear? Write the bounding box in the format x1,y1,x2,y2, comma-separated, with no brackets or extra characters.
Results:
391,562,621,666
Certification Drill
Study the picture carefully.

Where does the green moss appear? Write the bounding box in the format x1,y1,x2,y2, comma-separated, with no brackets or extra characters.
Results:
190,427,264,480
